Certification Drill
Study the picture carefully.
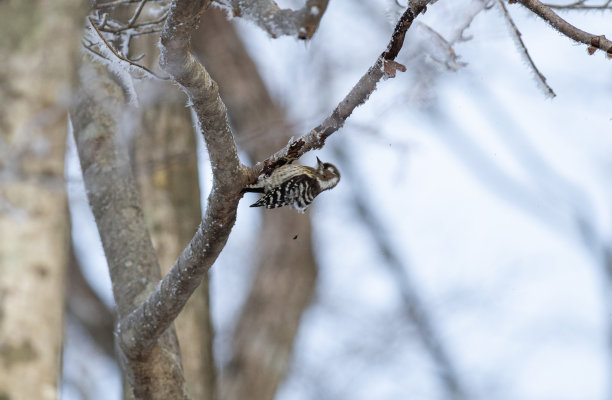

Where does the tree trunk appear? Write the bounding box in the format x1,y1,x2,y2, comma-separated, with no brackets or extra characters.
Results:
0,0,83,399
72,58,190,400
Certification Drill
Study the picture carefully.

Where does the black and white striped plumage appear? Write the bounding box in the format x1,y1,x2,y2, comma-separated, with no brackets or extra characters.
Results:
243,157,340,213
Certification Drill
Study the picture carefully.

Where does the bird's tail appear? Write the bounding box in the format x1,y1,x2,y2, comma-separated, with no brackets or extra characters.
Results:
241,185,265,194
249,197,267,208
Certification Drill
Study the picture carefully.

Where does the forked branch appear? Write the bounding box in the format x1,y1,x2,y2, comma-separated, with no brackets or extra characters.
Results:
117,0,247,360
116,0,434,361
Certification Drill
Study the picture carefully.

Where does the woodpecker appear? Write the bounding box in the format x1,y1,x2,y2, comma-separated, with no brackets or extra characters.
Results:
243,157,340,213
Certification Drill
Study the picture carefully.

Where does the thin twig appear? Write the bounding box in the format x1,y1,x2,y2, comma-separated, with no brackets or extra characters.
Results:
99,12,109,29
83,40,108,60
129,28,163,36
543,0,612,10
131,11,169,28
514,0,612,56
498,0,556,97
127,0,148,28
129,53,146,62
87,16,169,80
99,10,169,33
94,0,164,9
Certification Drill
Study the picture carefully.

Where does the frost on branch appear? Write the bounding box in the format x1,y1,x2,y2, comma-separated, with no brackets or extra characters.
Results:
514,0,612,58
498,0,556,98
83,22,140,105
82,2,170,84
220,0,329,39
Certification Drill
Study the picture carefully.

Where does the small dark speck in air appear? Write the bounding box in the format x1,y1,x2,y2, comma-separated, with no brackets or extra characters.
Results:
293,234,298,240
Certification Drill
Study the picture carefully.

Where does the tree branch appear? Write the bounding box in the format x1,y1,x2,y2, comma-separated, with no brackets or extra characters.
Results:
221,0,329,39
118,0,247,360
247,0,433,181
543,0,612,10
513,0,612,56
498,0,556,98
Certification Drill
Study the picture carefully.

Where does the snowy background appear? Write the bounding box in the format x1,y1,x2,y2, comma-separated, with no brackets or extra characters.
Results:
64,0,612,399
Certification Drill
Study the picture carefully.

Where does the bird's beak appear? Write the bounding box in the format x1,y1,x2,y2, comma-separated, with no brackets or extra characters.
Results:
316,156,322,165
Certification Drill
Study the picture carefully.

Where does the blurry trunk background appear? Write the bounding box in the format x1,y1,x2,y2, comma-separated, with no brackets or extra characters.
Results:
0,0,83,398
194,8,319,400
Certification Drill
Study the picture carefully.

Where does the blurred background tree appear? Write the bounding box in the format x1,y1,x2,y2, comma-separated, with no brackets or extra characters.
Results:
0,0,84,398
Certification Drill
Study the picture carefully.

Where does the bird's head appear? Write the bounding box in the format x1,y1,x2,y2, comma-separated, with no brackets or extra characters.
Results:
316,157,340,190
